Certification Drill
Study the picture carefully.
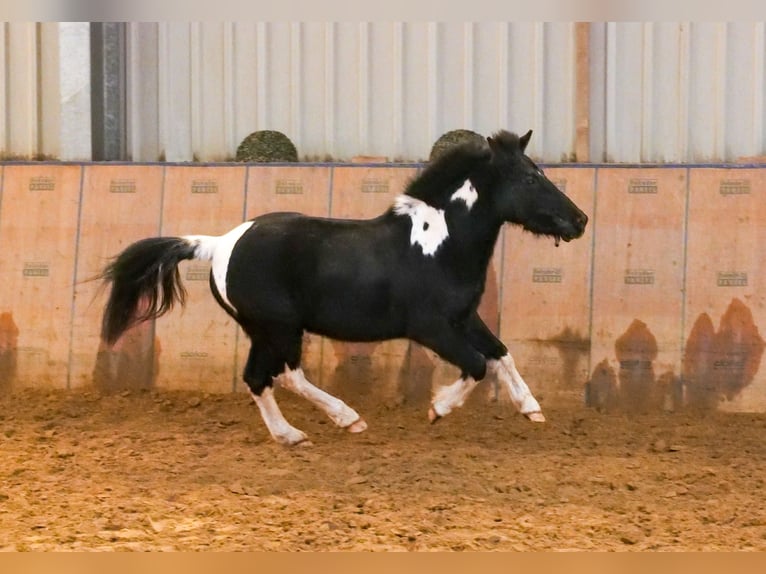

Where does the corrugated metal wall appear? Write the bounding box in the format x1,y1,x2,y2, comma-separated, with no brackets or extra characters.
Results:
127,22,579,162
0,22,91,161
1,22,765,163
589,22,766,163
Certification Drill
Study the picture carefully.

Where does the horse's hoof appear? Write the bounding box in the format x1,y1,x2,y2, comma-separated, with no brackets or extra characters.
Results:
295,439,314,447
346,418,368,433
524,411,546,423
428,407,441,424
275,431,311,447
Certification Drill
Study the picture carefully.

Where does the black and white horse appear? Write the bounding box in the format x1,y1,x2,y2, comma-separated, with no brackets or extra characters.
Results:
99,130,588,445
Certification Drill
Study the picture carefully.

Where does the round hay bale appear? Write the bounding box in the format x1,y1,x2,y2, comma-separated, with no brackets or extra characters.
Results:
235,130,299,163
429,129,486,162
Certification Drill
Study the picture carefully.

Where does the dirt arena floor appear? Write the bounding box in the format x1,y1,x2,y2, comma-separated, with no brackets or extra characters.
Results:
1,386,765,551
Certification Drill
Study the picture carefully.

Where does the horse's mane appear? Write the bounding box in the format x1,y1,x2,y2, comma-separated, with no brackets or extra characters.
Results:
489,130,522,152
403,139,491,207
402,130,520,208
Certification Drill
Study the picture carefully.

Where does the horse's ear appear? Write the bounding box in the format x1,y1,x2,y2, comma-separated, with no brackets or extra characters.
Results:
486,136,499,154
519,130,533,152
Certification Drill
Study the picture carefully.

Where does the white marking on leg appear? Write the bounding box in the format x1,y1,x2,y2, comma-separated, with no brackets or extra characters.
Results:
392,195,449,256
278,367,367,432
488,354,545,421
183,221,253,312
249,386,310,446
429,376,479,422
450,179,478,210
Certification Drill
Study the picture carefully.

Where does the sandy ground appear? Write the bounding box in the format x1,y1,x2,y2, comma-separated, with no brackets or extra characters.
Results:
1,386,765,551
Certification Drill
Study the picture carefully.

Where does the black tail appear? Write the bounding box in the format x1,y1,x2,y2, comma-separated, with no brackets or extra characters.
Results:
99,237,197,345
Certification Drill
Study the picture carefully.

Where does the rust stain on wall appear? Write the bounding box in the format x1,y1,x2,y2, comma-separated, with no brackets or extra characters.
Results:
0,312,20,393
683,298,764,410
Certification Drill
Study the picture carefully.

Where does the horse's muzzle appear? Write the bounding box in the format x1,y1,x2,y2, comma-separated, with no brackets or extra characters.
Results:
556,211,588,243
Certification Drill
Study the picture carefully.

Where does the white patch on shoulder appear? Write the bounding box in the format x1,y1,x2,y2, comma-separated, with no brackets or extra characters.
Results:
183,220,253,313
393,195,449,256
450,179,478,210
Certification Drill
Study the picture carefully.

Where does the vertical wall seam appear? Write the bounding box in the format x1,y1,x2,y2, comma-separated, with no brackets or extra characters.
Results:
66,165,86,389
427,23,439,145
497,23,509,129
320,165,335,388
752,22,765,154
35,23,43,157
157,23,168,161
189,23,202,160
677,22,691,162
605,23,617,163
151,163,167,389
679,166,691,386
641,23,654,162
232,163,251,391
586,166,599,397
0,165,4,223
222,22,235,159
392,22,404,160
715,23,728,159
0,23,7,152
495,224,505,402
256,23,268,129
357,23,369,154
323,23,335,159
290,22,302,150
533,23,545,155
463,22,474,128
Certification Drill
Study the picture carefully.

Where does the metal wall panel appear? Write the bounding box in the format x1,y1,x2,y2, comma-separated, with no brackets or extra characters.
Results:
71,165,164,391
154,166,245,392
0,165,82,389
588,169,688,412
592,22,766,163
0,23,91,161
2,22,765,163
124,22,580,163
684,169,766,412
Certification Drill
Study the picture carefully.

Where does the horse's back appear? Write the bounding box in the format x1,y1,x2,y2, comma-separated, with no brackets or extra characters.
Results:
225,210,410,339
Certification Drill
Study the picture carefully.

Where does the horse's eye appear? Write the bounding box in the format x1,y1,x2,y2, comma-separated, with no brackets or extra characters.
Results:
524,175,536,185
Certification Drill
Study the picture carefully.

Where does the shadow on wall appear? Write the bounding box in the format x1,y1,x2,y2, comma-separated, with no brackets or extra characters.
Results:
92,300,160,393
684,298,765,410
586,298,765,413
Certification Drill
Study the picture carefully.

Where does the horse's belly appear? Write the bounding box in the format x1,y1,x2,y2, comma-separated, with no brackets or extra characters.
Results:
304,293,405,342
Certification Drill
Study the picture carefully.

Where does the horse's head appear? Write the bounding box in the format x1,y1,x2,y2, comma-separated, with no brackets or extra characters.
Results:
484,129,588,245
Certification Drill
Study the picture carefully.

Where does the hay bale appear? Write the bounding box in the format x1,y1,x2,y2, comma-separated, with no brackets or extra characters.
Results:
429,129,486,162
235,130,299,163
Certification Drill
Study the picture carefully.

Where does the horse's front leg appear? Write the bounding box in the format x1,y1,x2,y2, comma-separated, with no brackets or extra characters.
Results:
463,313,545,422
410,318,488,422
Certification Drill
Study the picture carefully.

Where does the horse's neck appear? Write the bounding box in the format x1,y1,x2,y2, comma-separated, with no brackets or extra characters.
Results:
445,205,503,279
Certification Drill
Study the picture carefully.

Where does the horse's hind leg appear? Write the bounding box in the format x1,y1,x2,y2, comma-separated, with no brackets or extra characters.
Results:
242,343,310,446
279,367,367,433
272,330,367,433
